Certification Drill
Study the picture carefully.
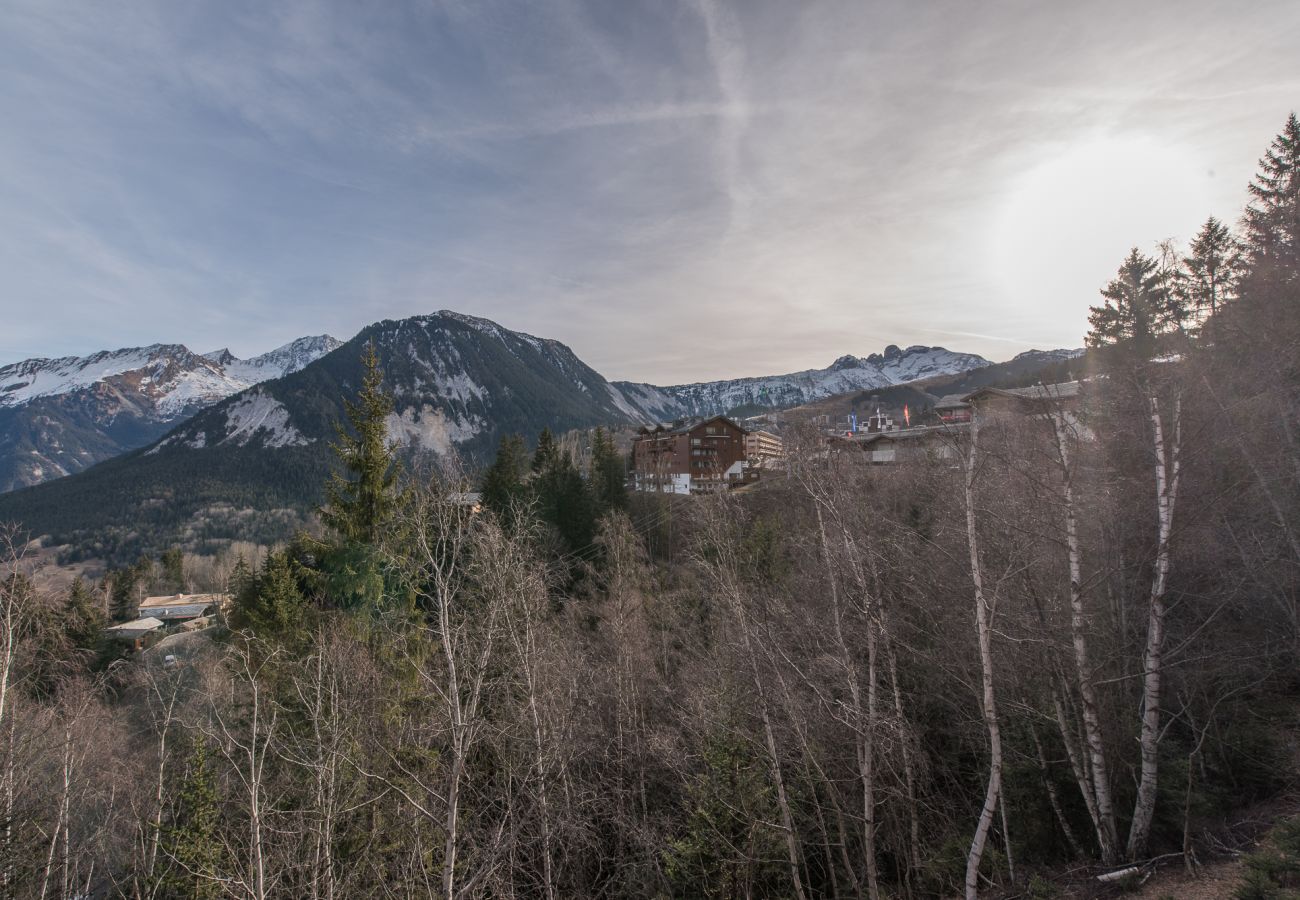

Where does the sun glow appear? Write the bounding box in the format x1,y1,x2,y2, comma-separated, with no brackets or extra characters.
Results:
989,136,1215,339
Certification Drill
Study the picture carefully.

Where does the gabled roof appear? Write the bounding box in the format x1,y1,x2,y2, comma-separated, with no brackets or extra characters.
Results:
933,394,971,410
853,423,969,446
107,617,165,634
963,381,1081,405
140,593,229,610
638,415,749,437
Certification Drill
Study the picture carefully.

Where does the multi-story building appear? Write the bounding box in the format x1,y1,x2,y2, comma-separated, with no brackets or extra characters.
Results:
743,429,784,464
632,416,750,493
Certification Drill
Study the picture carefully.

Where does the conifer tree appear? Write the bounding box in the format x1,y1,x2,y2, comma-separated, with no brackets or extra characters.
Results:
160,548,185,592
232,551,307,639
159,737,222,900
1244,112,1300,287
1087,247,1186,361
590,427,628,516
482,434,530,528
536,450,596,555
320,341,402,546
62,576,104,655
1179,216,1244,320
532,427,557,473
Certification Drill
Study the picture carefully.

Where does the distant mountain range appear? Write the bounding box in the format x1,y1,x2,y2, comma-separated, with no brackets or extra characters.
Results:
616,344,994,420
0,336,340,491
0,309,1081,560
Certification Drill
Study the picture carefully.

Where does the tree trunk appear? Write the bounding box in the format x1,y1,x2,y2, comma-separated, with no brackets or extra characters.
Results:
1127,393,1181,860
963,417,1004,900
1048,409,1119,863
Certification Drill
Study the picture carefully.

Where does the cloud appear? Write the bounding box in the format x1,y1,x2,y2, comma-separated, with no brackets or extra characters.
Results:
1,0,1297,381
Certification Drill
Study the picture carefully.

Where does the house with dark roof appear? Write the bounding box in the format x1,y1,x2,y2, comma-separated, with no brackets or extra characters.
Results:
632,416,753,493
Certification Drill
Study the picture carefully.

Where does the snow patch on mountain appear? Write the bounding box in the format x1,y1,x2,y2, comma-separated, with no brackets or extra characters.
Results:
220,393,308,448
386,405,484,456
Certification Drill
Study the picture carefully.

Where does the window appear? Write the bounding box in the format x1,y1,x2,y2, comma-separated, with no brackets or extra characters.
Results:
692,438,701,446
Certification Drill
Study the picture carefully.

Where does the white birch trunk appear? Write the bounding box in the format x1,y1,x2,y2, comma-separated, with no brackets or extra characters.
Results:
962,417,1004,900
1126,393,1181,860
1048,409,1119,863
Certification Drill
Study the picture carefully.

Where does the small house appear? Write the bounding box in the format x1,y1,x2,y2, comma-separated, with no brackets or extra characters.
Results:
105,617,165,651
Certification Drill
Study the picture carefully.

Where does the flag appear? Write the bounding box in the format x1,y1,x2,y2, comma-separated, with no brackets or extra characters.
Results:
904,404,910,426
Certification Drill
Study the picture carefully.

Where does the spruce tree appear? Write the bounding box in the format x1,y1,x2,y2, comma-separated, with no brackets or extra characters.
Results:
1244,112,1300,288
159,737,222,900
1087,247,1186,362
232,550,307,639
1179,216,1244,320
160,548,185,592
590,427,628,515
320,341,402,546
536,450,596,555
532,427,557,473
482,434,530,528
63,576,105,655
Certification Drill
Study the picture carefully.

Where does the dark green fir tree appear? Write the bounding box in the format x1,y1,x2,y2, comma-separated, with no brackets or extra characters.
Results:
159,736,223,900
482,434,530,528
320,341,403,546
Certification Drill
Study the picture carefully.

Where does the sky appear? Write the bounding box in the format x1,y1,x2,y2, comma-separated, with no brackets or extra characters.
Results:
1,0,1298,384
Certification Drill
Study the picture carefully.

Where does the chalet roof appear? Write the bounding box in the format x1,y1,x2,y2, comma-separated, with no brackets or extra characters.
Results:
637,415,749,437
962,381,1081,404
140,593,229,610
853,423,969,446
933,394,970,410
107,617,165,635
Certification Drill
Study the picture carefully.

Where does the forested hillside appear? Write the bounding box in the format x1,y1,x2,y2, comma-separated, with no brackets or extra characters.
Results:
0,114,1298,899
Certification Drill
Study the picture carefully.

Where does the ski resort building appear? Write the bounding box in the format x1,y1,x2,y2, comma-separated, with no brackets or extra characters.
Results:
632,416,756,494
743,429,784,464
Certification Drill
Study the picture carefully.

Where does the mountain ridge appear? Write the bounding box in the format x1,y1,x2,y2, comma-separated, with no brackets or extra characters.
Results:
0,335,341,490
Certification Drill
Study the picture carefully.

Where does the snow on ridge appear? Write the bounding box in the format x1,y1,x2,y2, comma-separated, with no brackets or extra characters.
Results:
0,344,195,407
1,335,341,414
616,345,994,419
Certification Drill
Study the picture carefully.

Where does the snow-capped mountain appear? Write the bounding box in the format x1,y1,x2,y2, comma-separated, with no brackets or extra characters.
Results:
0,336,340,491
615,344,993,420
153,311,638,458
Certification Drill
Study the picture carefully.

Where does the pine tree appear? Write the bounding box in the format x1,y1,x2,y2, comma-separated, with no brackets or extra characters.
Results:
532,427,557,473
1087,248,1186,361
320,341,403,546
1244,112,1300,287
1179,216,1244,320
482,434,530,528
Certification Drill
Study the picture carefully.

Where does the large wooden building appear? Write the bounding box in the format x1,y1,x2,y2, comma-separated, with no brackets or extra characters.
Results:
632,416,753,494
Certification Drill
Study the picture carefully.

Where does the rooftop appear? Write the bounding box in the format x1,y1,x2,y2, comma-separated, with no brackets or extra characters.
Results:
139,592,230,609
107,617,165,633
963,381,1081,403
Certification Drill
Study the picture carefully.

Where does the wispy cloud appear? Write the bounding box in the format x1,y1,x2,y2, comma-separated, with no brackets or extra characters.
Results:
1,0,1297,381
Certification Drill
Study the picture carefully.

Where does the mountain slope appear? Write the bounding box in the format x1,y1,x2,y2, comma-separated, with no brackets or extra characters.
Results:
615,344,992,419
0,311,643,557
0,336,340,491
